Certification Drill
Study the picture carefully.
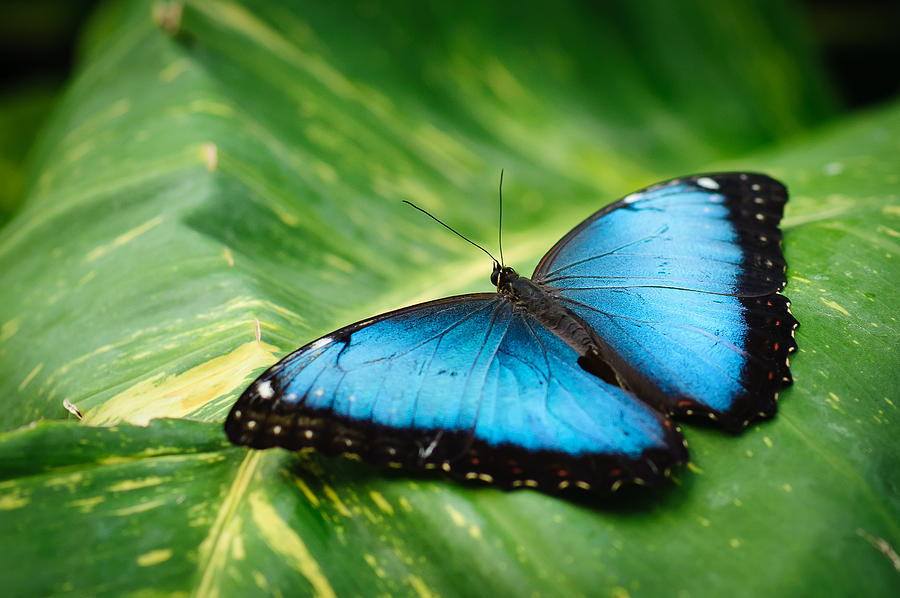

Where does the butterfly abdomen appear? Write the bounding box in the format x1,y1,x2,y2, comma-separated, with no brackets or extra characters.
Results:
508,277,596,352
506,276,621,386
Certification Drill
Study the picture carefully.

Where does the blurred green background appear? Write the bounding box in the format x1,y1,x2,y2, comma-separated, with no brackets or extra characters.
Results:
1,0,899,225
0,1,898,597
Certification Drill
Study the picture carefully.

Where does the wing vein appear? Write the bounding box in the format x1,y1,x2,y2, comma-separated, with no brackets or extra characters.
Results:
463,302,506,435
542,225,669,278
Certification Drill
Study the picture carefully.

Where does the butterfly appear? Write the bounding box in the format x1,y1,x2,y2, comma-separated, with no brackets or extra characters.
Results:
225,172,797,493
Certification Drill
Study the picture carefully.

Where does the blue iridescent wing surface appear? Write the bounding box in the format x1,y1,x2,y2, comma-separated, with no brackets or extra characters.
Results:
225,294,686,491
533,173,797,430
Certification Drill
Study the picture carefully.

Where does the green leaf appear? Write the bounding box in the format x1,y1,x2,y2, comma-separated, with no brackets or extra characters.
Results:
0,419,240,595
0,0,834,431
1,1,897,596
0,82,60,227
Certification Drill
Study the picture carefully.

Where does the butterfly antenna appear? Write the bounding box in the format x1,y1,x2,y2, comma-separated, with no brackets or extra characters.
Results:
402,200,499,265
498,169,505,267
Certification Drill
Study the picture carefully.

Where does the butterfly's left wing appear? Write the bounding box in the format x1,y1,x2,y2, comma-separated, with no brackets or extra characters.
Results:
533,173,798,431
226,294,687,491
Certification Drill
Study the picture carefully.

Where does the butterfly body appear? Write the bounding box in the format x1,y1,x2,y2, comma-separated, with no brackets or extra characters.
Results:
496,266,595,353
495,264,624,390
226,173,797,493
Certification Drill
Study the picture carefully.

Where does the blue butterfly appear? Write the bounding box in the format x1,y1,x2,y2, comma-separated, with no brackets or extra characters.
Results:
225,173,797,493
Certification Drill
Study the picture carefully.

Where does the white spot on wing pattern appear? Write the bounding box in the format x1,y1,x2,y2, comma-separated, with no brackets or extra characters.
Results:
257,380,274,399
309,336,333,351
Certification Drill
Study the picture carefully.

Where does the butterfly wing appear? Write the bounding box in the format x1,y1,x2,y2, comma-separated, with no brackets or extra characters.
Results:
533,173,798,431
226,294,686,491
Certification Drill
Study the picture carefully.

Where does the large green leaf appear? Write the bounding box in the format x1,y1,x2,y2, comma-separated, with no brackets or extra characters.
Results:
0,0,834,430
0,82,61,227
2,0,897,596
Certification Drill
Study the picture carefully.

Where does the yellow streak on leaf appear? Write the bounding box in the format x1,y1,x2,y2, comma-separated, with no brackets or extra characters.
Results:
820,297,851,317
250,492,338,598
68,495,105,513
321,485,352,518
0,490,29,510
231,534,245,561
445,504,467,527
398,497,413,513
314,160,337,183
182,99,234,118
611,587,632,598
44,472,84,490
18,363,43,391
485,57,530,104
225,296,303,324
195,0,356,101
137,549,173,567
0,318,20,343
412,122,479,183
113,498,167,516
272,205,300,227
407,574,438,598
66,139,95,163
107,476,166,493
82,339,279,426
84,216,164,262
369,491,394,515
877,225,900,238
204,142,218,171
57,99,130,151
159,58,189,82
252,570,268,590
196,451,261,597
323,253,354,273
53,343,118,381
293,478,320,507
361,505,380,524
363,553,386,579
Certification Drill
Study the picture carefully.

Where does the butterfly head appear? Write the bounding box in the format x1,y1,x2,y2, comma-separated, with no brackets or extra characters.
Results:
491,262,519,291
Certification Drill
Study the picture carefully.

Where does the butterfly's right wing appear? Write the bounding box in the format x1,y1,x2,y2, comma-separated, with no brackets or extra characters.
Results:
532,173,798,431
225,294,686,492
